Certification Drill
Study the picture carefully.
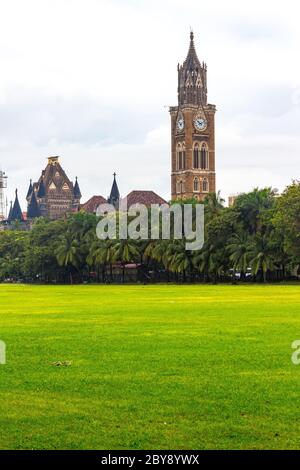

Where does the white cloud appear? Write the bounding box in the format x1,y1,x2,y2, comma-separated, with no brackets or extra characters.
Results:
0,0,299,210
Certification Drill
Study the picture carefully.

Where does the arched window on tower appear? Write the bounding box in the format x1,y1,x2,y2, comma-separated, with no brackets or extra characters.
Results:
194,177,199,192
177,143,186,170
176,179,185,194
176,143,182,171
203,178,209,193
181,143,186,170
200,143,209,169
193,143,200,169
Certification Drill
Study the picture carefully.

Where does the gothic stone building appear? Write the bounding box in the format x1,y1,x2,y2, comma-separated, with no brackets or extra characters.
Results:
170,32,216,201
26,156,82,220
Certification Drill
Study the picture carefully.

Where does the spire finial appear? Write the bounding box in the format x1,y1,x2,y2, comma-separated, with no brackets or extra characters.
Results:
15,188,18,196
190,29,194,41
113,172,116,179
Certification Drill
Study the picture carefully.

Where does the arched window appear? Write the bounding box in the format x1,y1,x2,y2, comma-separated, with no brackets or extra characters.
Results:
193,144,200,169
200,144,209,169
181,143,186,170
176,143,182,171
203,178,209,193
194,178,199,192
177,179,185,194
176,143,186,170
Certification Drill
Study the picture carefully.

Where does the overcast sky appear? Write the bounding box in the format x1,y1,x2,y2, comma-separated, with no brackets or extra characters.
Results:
0,0,299,210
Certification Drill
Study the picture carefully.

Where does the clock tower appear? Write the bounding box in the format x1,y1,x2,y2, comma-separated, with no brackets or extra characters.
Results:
170,32,216,200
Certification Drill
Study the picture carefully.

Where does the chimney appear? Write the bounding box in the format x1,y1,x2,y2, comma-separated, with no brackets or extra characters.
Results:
48,156,59,165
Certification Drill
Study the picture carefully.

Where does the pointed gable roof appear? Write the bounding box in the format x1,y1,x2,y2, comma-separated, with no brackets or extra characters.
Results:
40,156,73,193
27,191,41,219
73,177,82,199
33,157,79,207
9,189,23,221
7,201,13,220
108,172,120,208
26,179,33,199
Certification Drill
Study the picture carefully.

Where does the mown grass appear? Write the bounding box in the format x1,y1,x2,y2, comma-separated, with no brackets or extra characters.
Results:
0,284,300,449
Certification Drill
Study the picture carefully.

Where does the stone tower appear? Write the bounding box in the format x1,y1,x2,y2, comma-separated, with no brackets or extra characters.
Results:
170,32,216,200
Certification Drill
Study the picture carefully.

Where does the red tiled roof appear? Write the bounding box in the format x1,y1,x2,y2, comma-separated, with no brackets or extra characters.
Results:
124,191,168,207
81,195,107,214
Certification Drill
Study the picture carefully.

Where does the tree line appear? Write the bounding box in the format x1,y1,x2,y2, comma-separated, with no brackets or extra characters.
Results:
1,182,300,284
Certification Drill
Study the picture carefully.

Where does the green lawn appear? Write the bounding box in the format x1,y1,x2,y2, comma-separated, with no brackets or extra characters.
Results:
0,284,300,450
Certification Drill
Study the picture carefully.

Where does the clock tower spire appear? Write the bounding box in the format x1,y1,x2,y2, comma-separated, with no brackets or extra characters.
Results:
170,31,216,201
178,30,207,107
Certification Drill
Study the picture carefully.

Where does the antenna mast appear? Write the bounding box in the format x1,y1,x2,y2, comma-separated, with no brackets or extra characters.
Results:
0,170,8,220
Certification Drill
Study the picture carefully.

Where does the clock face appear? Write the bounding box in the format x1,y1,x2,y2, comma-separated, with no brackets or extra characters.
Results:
194,117,207,131
177,117,185,132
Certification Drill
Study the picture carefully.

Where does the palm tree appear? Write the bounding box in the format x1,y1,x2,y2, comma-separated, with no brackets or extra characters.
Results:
235,188,275,234
227,232,250,280
143,240,169,281
204,191,225,221
56,232,82,283
248,234,275,282
270,231,291,281
167,240,195,282
193,242,221,282
68,212,97,241
114,239,140,283
145,240,172,272
100,240,118,282
143,240,157,261
87,240,106,282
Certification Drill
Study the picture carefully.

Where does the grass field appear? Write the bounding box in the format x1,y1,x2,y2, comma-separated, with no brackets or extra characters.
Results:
0,284,300,450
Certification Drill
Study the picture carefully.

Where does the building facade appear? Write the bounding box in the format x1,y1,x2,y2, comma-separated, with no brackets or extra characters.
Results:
170,32,216,201
26,156,82,220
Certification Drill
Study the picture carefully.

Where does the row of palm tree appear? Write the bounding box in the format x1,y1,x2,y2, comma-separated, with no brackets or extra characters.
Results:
1,184,299,283
52,187,299,283
55,231,288,284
